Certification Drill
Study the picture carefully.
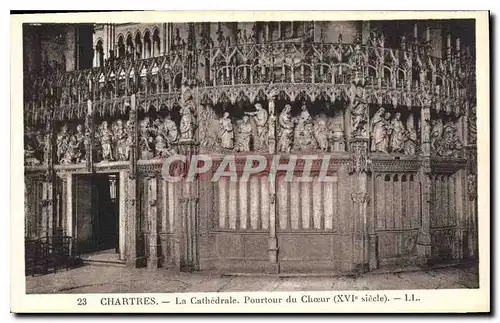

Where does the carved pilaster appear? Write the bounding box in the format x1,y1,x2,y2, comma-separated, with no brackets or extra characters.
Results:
147,175,160,269
125,173,139,268
351,192,370,273
85,100,94,173
268,188,279,273
417,167,432,263
465,145,478,258
268,98,277,155
420,90,432,157
349,139,370,175
128,94,137,180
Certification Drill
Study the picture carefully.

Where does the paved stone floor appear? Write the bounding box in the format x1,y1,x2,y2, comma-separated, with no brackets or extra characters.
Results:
26,263,479,294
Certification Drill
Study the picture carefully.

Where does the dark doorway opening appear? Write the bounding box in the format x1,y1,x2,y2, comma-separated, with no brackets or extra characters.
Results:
74,173,120,255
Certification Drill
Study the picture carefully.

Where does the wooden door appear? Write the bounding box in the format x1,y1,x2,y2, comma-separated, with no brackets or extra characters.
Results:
74,175,95,254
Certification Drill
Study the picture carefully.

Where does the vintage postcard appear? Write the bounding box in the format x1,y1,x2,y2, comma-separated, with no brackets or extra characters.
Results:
10,11,490,313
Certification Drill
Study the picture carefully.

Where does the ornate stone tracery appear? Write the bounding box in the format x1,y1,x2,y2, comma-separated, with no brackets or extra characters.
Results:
23,21,478,273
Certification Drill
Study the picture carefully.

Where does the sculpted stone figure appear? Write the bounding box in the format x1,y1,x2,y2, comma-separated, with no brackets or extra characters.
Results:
179,103,195,142
24,127,42,165
219,112,234,150
442,123,463,158
139,117,154,159
277,105,294,153
389,112,406,153
349,86,368,138
235,115,253,152
114,120,129,161
75,124,85,161
162,114,179,145
154,135,174,158
125,120,134,160
245,103,268,150
313,119,329,152
430,119,443,152
99,121,114,161
370,107,389,153
61,135,82,164
331,124,345,152
199,105,218,149
404,126,418,155
56,124,70,163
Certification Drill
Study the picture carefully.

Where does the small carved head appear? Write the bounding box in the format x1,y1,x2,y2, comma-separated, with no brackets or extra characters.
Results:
223,112,230,118
254,103,262,110
242,115,249,123
156,135,165,145
76,124,83,132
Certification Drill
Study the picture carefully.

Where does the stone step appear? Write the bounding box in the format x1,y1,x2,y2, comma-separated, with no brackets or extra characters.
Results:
83,259,126,268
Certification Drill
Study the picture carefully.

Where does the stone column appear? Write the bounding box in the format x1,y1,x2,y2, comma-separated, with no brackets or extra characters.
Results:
176,84,199,271
466,145,477,259
160,23,167,55
66,173,73,253
417,94,432,264
147,175,160,269
268,177,279,273
349,139,370,273
41,181,53,238
119,171,126,260
42,109,56,238
268,98,276,155
126,94,139,267
85,100,94,173
347,80,371,273
177,142,200,272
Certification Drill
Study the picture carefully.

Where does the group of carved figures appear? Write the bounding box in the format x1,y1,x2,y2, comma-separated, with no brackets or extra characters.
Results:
430,119,463,158
370,108,418,155
55,124,87,164
199,102,347,153
276,104,346,153
137,115,179,159
24,126,49,166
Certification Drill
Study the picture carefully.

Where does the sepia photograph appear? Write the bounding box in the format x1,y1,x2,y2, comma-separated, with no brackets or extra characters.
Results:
11,10,489,313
